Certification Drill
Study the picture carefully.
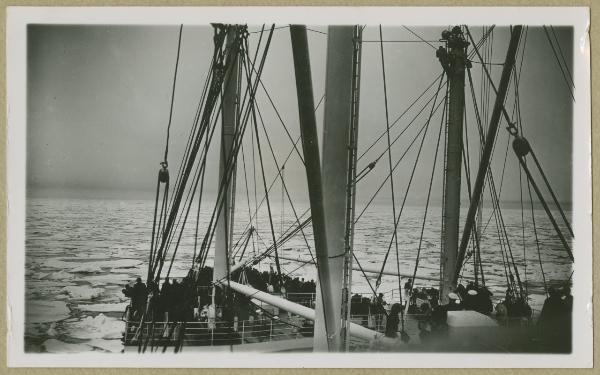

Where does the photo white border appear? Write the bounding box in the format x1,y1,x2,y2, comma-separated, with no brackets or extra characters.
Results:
6,6,592,368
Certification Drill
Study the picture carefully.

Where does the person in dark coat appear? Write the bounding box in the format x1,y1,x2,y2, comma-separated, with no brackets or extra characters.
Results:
160,277,173,321
538,287,565,325
131,277,148,319
171,279,184,322
146,280,160,320
385,303,402,338
538,287,569,351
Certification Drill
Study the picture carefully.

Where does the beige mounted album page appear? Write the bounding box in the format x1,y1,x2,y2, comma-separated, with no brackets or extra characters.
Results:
5,6,592,368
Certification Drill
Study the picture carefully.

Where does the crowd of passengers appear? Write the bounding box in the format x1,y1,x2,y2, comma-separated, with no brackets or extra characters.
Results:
122,266,317,323
123,269,572,349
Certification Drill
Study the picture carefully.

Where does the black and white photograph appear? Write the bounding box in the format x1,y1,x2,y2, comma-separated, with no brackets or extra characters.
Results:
6,6,592,367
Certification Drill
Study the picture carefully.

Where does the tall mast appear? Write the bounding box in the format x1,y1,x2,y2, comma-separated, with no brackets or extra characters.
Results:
341,25,362,351
289,25,337,353
214,26,240,285
455,26,523,282
439,26,468,304
313,26,357,352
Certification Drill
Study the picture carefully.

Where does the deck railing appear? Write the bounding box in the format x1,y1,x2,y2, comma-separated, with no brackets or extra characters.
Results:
123,317,312,347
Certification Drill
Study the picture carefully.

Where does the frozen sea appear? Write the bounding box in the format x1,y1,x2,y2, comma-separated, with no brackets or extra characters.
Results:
24,197,572,353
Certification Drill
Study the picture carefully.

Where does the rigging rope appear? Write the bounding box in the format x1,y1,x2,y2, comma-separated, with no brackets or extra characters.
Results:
402,26,437,50
407,84,446,309
354,84,447,224
374,77,445,288
230,93,325,251
377,26,403,302
163,24,184,164
196,25,276,270
542,26,575,101
549,26,575,88
252,101,316,263
358,73,444,162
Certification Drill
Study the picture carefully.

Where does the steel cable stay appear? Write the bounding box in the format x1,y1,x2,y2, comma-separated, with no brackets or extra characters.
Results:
190,119,215,268
512,138,574,263
161,104,224,271
468,25,496,60
149,27,233,281
519,156,529,296
233,143,255,257
475,30,529,237
147,25,184,282
161,92,226,273
460,97,485,286
252,100,316,263
549,25,575,88
439,79,449,289
249,95,284,284
453,27,530,297
165,129,216,278
468,76,527,299
467,27,526,239
163,90,226,277
157,24,269,279
159,95,222,278
353,90,447,225
465,26,516,129
377,25,404,307
212,215,313,287
230,93,326,245
514,61,529,297
234,28,284,283
542,25,575,101
373,78,445,289
164,32,237,221
242,42,305,165
527,172,549,297
163,24,184,165
357,72,444,162
356,79,448,177
229,93,325,250
158,35,236,268
487,164,526,299
406,84,447,312
195,25,276,270
156,57,233,278
191,26,273,269
139,27,228,350
402,25,438,50
467,27,574,263
230,31,261,249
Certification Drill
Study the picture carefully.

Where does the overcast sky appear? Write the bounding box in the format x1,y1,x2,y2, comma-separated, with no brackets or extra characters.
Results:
26,25,573,206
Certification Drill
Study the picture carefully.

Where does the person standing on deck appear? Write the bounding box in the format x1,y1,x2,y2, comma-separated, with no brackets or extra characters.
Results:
171,279,183,322
131,277,148,320
160,277,172,321
403,278,412,303
537,286,569,349
385,303,402,338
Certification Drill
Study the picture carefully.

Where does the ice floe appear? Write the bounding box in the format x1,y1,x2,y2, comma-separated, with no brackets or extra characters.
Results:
45,258,142,271
65,314,125,340
46,322,58,337
84,273,135,286
44,270,76,280
61,285,104,300
77,302,129,313
71,264,103,273
43,339,94,353
86,338,124,353
26,300,70,324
